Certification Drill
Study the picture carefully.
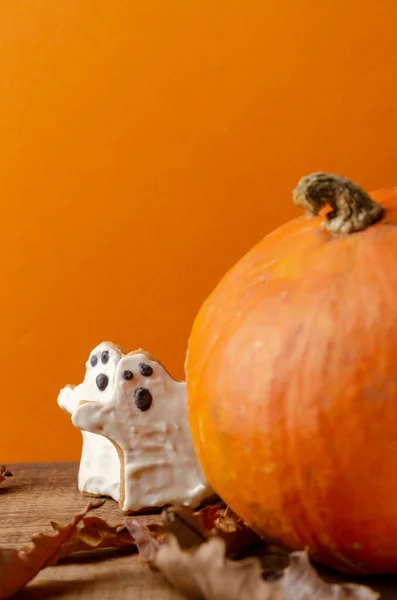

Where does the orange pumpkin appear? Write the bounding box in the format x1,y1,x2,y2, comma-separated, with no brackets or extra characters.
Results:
186,173,397,574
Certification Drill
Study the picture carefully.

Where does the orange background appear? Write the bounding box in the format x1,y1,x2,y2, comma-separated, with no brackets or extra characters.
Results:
1,1,397,462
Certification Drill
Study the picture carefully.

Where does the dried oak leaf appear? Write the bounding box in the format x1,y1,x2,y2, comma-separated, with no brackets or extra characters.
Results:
0,466,12,485
58,515,138,559
124,519,163,562
153,536,379,600
163,505,260,556
0,499,104,599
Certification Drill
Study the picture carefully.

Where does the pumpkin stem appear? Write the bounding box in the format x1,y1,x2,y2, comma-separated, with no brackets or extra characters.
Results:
292,172,384,235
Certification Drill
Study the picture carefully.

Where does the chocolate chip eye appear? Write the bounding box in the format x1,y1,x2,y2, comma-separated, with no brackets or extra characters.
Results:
134,387,152,411
139,362,153,377
101,350,110,364
90,355,98,367
123,370,134,380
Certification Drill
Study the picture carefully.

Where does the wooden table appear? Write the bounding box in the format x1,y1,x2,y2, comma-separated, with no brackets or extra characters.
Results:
0,463,184,599
3,463,397,599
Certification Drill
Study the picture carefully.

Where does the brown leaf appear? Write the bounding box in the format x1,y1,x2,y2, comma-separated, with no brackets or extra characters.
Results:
124,519,163,562
153,536,379,600
163,505,260,556
162,507,207,548
279,552,379,600
58,515,138,559
0,499,104,599
0,466,12,485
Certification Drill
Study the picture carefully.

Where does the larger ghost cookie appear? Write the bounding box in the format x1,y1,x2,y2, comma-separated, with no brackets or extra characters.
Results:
58,341,124,501
72,350,213,512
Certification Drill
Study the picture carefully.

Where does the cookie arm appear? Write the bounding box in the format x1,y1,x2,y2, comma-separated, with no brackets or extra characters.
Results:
57,385,77,415
72,400,111,437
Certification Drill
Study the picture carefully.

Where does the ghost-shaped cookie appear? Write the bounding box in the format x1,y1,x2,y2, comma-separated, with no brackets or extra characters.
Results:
58,341,123,500
72,350,213,512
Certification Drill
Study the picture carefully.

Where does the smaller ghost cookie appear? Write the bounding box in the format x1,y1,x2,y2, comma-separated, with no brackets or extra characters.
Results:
58,341,124,501
72,350,213,512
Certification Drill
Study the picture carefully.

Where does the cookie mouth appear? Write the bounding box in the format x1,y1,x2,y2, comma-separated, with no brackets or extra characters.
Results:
96,373,109,391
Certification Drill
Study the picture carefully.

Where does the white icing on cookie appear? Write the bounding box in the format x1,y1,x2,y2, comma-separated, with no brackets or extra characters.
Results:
72,351,213,512
57,342,123,501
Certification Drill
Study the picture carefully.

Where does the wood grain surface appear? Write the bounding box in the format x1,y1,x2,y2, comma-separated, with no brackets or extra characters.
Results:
0,462,184,599
2,463,397,599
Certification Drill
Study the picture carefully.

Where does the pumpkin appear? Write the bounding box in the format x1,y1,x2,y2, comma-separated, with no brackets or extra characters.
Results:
186,172,397,575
